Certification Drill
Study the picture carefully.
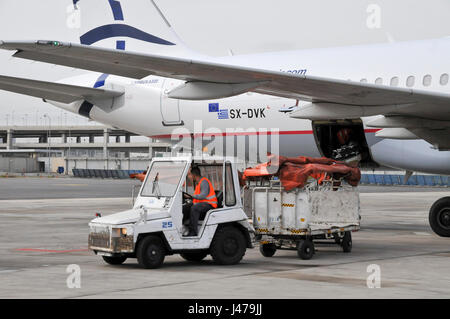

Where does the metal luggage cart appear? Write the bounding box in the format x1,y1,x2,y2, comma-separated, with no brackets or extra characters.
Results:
245,177,360,260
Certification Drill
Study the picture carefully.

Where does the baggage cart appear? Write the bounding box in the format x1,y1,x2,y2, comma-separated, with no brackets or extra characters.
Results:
246,178,360,260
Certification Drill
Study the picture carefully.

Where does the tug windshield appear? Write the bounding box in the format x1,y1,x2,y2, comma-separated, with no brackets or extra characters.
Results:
140,161,186,197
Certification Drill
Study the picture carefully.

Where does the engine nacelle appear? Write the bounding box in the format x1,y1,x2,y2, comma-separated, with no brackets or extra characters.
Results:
370,138,450,175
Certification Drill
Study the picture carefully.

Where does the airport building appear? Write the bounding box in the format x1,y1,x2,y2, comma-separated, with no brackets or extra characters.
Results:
0,125,171,174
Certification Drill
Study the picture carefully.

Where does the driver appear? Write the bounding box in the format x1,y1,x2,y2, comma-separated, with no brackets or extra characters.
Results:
182,166,218,237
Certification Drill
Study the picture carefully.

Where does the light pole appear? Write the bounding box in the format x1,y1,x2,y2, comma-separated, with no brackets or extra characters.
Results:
68,126,71,175
43,114,52,173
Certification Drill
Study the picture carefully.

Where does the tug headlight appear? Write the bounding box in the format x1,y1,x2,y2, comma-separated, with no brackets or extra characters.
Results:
111,228,128,237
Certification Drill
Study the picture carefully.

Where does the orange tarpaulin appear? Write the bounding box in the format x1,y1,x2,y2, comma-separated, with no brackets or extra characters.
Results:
130,172,147,182
243,154,361,191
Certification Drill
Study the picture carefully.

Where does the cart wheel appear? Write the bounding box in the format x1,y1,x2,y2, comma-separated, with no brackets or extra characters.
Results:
333,233,341,245
297,239,314,260
341,232,352,253
259,243,277,257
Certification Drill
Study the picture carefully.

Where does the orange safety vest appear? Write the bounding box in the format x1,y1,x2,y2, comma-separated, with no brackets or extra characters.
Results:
193,177,218,208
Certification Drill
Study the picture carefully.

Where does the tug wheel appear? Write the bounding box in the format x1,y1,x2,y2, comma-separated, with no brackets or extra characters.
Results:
210,226,246,265
137,235,166,269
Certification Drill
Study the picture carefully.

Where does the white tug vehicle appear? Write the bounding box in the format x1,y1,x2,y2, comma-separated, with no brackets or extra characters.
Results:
88,156,254,269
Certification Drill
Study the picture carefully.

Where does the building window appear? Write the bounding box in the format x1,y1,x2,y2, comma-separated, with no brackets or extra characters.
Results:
375,77,383,85
440,73,449,85
406,76,415,87
423,74,432,86
390,77,399,87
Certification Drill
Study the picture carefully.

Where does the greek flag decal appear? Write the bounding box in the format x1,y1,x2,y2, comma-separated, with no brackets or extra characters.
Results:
218,109,229,119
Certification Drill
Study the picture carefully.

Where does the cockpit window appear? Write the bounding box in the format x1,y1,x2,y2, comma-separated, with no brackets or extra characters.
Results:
141,161,186,197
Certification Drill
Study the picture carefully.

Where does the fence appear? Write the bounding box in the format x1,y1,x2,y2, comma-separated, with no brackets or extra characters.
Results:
72,168,145,179
360,174,449,187
73,168,449,187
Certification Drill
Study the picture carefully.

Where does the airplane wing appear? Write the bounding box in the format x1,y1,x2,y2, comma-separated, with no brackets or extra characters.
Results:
1,40,449,147
0,74,124,104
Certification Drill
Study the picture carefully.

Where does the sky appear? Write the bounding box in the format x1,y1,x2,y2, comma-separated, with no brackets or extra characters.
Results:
0,0,449,126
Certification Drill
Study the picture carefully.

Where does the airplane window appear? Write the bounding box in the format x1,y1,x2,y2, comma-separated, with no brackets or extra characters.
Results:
390,77,399,87
375,77,383,85
406,76,415,87
423,74,432,86
360,78,367,83
440,73,449,85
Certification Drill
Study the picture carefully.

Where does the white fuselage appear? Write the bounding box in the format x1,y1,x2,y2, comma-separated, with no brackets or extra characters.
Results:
51,38,450,174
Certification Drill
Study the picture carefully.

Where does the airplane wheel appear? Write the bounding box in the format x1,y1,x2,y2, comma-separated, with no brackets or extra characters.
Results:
429,197,450,237
259,243,277,257
210,226,246,265
137,235,166,269
297,239,314,260
341,232,352,253
180,251,208,262
102,255,127,265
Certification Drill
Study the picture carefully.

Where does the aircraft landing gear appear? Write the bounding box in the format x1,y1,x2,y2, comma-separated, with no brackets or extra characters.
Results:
429,197,450,237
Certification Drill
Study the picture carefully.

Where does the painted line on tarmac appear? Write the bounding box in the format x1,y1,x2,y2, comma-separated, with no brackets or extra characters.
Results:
0,269,20,274
0,197,129,204
15,248,89,253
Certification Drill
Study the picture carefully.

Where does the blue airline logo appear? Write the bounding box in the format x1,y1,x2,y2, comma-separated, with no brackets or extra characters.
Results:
108,0,124,21
77,0,175,89
75,0,175,47
80,24,175,46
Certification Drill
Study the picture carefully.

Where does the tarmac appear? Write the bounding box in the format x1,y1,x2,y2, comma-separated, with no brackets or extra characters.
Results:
0,177,449,298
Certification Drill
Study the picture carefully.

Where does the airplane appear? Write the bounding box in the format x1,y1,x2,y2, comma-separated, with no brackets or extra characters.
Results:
0,0,449,237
